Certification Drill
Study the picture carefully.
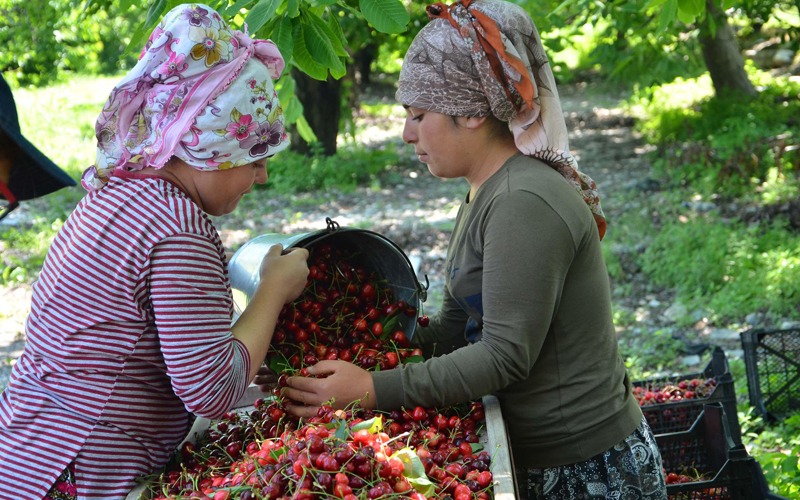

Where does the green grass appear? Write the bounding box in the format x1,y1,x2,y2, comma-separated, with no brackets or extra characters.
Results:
641,215,800,323
628,64,800,199
13,74,123,179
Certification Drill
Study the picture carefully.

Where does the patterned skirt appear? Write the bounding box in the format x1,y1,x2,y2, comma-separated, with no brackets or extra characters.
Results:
45,463,78,500
516,417,668,500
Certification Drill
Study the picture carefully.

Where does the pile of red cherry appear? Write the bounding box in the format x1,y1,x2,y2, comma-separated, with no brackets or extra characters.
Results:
148,399,494,500
267,243,429,377
632,378,718,407
145,242,496,499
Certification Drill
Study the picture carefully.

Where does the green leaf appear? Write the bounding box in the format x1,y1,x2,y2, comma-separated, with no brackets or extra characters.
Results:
282,95,303,123
676,7,695,24
380,314,400,340
407,476,436,497
391,448,427,478
330,57,347,79
269,354,290,374
295,115,318,142
313,0,340,5
677,0,704,16
469,443,484,453
552,0,577,15
269,445,288,461
642,0,669,10
145,0,168,29
225,0,256,16
287,0,300,18
657,0,677,34
271,16,294,62
247,0,281,33
124,28,150,58
358,0,409,34
292,22,329,80
403,355,425,364
327,13,347,47
276,75,296,103
334,419,349,441
214,128,228,136
307,11,347,57
301,11,345,73
351,416,383,434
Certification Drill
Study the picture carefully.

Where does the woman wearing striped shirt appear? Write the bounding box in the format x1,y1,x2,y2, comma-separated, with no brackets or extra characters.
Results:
0,5,308,500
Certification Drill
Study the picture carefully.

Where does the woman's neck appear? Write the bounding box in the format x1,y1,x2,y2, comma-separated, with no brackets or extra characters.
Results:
466,137,520,202
139,164,204,210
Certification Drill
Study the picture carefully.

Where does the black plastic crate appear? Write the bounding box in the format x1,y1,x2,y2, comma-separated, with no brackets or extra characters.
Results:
741,328,800,422
633,347,742,444
658,404,766,500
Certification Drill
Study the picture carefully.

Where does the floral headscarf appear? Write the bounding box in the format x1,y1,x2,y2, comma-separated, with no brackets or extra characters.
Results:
396,0,606,239
82,3,289,191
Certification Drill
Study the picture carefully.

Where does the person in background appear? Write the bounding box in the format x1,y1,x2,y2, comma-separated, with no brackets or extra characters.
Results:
275,1,668,498
0,5,308,500
0,75,77,221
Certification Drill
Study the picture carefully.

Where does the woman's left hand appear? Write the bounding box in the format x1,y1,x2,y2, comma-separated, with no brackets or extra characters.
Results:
282,361,376,418
253,365,278,390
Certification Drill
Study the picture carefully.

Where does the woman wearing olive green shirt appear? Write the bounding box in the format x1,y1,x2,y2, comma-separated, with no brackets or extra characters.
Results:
277,1,667,498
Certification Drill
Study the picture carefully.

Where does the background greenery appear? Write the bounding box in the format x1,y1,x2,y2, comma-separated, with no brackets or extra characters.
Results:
2,0,800,496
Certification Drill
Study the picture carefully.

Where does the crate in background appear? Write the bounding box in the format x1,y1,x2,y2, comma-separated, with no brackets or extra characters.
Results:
741,328,800,422
634,347,742,444
657,403,788,500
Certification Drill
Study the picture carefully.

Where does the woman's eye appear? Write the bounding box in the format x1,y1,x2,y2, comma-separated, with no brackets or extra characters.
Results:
412,114,423,122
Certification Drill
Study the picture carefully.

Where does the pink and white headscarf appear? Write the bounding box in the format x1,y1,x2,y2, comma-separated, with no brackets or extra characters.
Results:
82,3,289,191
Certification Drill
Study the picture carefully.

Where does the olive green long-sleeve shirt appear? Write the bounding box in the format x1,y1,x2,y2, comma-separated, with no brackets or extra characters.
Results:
371,153,642,469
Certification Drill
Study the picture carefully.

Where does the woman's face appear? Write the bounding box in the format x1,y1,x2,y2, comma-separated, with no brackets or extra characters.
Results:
402,106,471,179
193,159,268,216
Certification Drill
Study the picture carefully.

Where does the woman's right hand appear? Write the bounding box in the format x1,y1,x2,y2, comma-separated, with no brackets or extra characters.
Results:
259,244,309,304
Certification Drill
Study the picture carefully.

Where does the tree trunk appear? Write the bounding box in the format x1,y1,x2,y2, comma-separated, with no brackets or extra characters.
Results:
290,68,342,156
353,42,377,88
699,0,756,97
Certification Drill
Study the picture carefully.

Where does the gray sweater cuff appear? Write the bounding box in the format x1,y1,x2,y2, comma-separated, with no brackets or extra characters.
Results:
371,368,406,410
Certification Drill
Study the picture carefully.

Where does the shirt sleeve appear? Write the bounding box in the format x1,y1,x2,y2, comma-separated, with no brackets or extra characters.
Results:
372,190,576,409
147,233,251,419
412,283,470,346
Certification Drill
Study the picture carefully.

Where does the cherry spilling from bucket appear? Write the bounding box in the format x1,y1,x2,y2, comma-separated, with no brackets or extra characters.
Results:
267,244,424,376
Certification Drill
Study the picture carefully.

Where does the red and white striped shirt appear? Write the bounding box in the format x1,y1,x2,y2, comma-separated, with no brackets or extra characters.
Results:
0,173,251,500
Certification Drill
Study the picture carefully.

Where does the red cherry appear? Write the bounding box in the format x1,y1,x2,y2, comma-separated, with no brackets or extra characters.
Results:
361,283,375,299
417,315,430,327
412,406,427,421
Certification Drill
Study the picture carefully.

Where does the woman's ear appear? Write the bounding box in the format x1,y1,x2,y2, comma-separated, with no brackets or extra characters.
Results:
462,115,489,130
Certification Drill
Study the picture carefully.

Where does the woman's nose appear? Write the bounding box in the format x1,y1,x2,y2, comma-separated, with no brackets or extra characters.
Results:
255,163,268,184
402,118,417,144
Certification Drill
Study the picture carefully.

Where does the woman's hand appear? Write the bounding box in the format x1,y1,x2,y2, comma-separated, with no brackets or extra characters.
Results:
253,365,278,390
282,361,376,418
259,244,309,304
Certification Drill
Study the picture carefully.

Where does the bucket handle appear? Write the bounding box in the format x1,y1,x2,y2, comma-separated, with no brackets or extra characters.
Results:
288,217,429,303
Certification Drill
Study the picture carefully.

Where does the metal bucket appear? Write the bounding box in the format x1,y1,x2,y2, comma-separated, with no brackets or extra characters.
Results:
228,218,426,340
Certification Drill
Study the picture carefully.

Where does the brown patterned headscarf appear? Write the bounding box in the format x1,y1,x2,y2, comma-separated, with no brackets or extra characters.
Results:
396,0,606,239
